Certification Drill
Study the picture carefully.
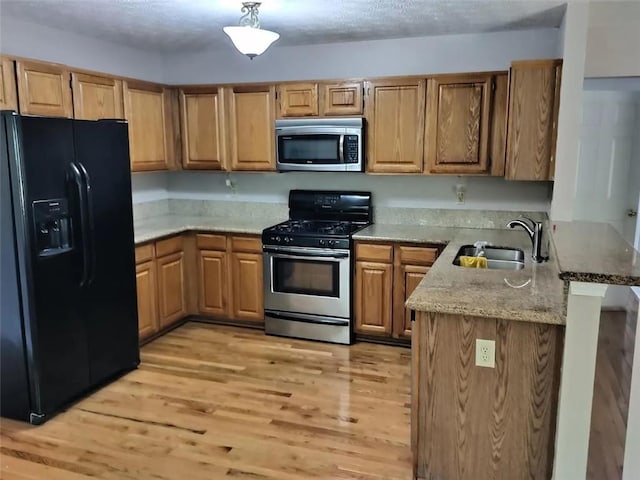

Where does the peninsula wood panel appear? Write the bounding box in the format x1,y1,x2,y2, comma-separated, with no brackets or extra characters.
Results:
321,81,363,116
179,87,225,170
124,81,173,172
156,251,187,329
230,251,264,322
0,56,18,111
365,79,426,173
355,260,393,335
135,260,159,340
489,73,509,176
412,312,563,480
425,75,492,174
506,59,562,181
226,85,276,171
277,82,318,117
71,72,124,120
198,250,229,317
15,60,73,117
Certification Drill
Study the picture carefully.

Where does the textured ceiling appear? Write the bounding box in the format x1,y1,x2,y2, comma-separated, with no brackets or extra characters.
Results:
0,0,567,53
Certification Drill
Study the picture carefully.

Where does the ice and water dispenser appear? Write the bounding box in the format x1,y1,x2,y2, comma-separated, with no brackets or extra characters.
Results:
32,199,72,257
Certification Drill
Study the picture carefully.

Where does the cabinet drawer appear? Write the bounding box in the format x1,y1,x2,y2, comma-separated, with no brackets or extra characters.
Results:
155,235,183,257
196,233,227,251
396,245,438,266
356,243,393,262
135,243,155,264
230,235,262,253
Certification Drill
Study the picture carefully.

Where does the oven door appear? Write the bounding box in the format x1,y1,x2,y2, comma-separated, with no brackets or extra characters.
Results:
263,246,350,318
276,131,347,172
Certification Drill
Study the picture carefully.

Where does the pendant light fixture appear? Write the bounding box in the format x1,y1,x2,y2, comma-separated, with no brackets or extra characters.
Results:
223,2,280,59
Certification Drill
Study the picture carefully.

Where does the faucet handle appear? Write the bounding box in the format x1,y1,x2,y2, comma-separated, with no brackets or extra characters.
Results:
522,216,542,229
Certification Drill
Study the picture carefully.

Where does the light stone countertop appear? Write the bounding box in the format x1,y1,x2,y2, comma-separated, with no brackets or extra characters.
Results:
402,228,566,325
134,215,285,244
353,224,456,244
551,221,640,286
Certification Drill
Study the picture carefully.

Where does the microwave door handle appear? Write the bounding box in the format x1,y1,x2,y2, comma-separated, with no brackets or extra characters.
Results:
339,134,345,163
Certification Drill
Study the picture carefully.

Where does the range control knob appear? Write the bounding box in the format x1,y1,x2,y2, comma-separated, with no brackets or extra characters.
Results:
319,239,326,246
328,240,335,247
284,236,291,243
275,236,281,242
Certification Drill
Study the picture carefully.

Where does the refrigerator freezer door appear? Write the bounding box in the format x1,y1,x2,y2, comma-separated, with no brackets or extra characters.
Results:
6,114,91,421
72,120,139,386
1,114,31,422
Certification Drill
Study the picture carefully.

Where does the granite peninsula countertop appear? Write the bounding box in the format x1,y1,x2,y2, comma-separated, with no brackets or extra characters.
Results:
551,221,640,286
134,214,285,244
398,227,566,325
353,224,456,244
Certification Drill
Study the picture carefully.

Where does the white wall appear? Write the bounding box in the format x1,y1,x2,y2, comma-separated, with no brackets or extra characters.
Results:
550,2,589,221
585,2,640,78
168,171,551,211
131,172,169,204
0,17,164,82
164,28,559,84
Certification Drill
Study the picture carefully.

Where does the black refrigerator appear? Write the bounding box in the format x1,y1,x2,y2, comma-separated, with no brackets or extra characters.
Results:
0,112,139,425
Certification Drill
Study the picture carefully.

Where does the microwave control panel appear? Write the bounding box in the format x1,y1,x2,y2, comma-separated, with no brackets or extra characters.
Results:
344,135,359,163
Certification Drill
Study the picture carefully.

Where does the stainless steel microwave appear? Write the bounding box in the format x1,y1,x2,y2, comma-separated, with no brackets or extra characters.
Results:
275,117,364,172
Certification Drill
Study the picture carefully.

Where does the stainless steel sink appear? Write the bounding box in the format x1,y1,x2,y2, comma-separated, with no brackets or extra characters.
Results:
453,245,525,270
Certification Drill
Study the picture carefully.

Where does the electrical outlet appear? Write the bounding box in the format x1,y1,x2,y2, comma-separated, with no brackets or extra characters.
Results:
475,339,495,368
456,190,465,204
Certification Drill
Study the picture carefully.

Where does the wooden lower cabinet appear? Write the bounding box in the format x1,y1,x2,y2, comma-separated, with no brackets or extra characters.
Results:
156,251,187,328
135,260,159,340
134,235,187,341
355,242,439,341
196,233,264,324
412,312,563,479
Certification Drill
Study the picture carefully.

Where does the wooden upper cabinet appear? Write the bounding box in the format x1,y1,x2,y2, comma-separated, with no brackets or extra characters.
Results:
506,59,562,181
71,72,124,120
320,82,363,116
15,60,73,117
425,75,492,175
277,82,318,117
179,87,225,170
365,79,426,173
124,80,173,172
0,57,18,111
490,73,509,176
226,85,276,171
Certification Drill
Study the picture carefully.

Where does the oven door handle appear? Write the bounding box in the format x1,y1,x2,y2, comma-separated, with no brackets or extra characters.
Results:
267,311,350,327
263,246,349,259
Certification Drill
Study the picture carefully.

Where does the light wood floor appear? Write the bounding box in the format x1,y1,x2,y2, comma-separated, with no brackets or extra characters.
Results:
1,312,635,480
588,309,638,480
0,323,413,480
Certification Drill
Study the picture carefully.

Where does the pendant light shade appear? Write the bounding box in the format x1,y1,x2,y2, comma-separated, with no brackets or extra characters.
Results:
223,2,280,59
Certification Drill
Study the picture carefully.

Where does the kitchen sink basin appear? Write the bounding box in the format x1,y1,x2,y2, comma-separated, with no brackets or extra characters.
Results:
453,245,525,270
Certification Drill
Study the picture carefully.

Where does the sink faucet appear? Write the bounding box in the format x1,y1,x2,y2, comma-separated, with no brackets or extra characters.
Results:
506,217,547,263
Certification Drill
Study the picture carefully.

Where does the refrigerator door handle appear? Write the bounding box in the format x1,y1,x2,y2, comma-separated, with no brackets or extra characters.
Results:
69,163,90,287
77,162,96,285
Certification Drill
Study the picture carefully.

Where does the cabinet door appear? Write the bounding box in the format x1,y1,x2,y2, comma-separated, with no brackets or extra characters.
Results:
135,260,159,341
321,82,363,116
198,249,229,317
0,57,17,111
277,82,318,117
489,73,509,176
506,59,562,181
425,75,492,174
365,79,426,173
179,87,225,170
15,60,73,117
124,81,173,172
71,72,124,120
393,264,429,339
226,85,276,171
355,261,393,336
156,251,186,329
230,251,264,322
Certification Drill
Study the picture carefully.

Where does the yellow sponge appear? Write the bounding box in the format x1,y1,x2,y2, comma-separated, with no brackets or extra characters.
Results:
459,256,488,269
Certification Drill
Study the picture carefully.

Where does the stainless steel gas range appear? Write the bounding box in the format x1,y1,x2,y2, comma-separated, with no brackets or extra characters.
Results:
262,190,373,344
